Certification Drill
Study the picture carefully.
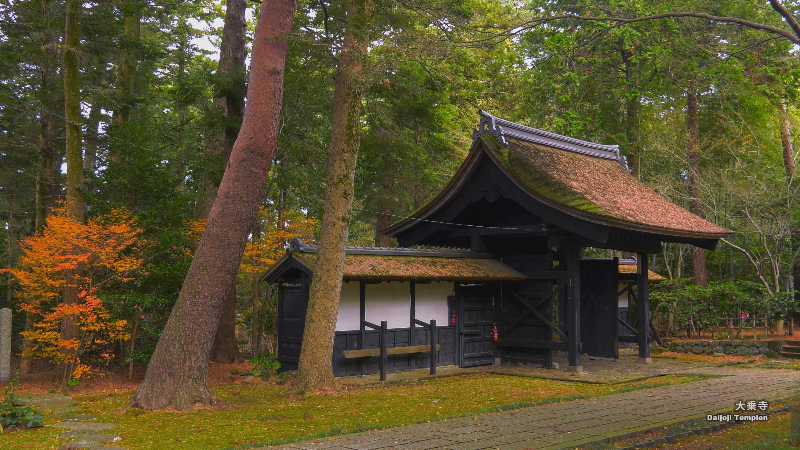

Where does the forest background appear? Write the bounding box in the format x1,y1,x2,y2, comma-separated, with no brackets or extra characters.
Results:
0,0,798,382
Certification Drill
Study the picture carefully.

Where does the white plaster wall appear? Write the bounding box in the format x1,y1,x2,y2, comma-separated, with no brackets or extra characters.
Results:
618,283,629,309
365,282,411,329
336,281,361,331
415,282,453,325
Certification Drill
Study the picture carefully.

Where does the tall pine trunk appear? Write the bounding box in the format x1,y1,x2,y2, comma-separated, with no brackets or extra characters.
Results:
687,88,707,287
297,0,373,394
116,0,141,125
779,99,799,309
374,176,394,247
206,0,248,365
62,0,84,383
130,0,296,410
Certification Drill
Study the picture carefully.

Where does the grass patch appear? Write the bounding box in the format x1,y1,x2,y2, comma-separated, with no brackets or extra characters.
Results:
1,373,707,450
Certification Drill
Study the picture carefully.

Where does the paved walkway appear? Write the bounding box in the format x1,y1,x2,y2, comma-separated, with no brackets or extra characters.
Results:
269,368,800,450
15,393,126,449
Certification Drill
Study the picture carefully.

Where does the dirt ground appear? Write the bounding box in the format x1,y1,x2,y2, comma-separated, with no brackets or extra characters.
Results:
7,357,255,396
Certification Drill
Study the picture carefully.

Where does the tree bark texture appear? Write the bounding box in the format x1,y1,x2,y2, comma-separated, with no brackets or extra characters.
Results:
195,0,248,219
130,0,295,410
61,0,84,381
209,279,243,364
64,0,84,224
779,99,800,304
780,98,796,180
374,176,394,247
297,0,373,394
687,89,707,287
620,37,641,178
205,0,248,365
116,0,141,124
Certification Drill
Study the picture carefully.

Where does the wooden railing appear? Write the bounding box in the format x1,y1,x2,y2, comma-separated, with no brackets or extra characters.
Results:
342,319,438,381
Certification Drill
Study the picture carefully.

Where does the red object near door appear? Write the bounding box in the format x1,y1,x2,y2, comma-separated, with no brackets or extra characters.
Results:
492,326,498,342
451,313,456,325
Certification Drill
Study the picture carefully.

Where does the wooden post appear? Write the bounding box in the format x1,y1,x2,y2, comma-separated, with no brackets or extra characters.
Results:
379,320,387,381
566,249,582,372
359,281,365,376
410,281,415,346
429,319,437,376
637,252,652,363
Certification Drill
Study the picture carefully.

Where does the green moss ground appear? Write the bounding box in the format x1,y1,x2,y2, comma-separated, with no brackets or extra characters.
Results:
2,373,706,450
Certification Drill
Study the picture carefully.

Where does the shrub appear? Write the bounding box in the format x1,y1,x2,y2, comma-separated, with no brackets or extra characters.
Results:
0,377,44,432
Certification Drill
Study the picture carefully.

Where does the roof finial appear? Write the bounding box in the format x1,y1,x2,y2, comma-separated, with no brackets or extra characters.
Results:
472,110,509,146
289,238,304,253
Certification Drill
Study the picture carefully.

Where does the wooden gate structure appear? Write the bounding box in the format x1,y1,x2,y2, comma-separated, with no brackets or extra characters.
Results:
265,110,732,376
383,110,732,372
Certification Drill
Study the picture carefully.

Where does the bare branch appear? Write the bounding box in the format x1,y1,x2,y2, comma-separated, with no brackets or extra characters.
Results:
721,238,774,295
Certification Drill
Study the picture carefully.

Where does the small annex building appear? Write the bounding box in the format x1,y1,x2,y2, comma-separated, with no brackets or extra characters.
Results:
263,111,732,377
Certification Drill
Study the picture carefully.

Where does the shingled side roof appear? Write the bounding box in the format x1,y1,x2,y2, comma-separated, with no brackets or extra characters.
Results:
260,241,527,283
385,111,731,242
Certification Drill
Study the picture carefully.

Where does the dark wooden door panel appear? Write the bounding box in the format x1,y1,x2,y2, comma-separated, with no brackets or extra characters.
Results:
457,284,495,367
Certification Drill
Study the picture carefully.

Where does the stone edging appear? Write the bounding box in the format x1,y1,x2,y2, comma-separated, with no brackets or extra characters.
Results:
666,339,780,356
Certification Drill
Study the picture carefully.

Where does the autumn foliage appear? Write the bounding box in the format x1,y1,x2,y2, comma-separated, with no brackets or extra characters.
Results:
2,208,143,381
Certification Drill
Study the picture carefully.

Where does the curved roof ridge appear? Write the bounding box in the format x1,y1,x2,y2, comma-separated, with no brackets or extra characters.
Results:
473,110,628,169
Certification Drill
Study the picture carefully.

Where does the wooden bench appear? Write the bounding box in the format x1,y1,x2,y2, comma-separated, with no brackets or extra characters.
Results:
342,344,440,359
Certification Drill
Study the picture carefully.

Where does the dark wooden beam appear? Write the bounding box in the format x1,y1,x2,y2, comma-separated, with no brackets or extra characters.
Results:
410,281,416,346
566,248,582,372
637,252,651,363
618,316,638,336
496,339,568,351
508,290,567,339
448,224,547,238
359,281,365,376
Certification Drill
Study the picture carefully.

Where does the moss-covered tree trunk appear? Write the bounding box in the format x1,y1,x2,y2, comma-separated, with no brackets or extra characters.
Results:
130,0,295,410
687,88,707,287
297,0,373,394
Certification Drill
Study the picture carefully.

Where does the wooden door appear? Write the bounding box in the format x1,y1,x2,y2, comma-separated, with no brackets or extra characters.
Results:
277,284,306,371
457,283,495,367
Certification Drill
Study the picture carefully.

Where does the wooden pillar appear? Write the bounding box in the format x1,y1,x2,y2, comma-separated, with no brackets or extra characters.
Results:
429,319,437,375
557,258,568,338
379,320,387,381
566,248,582,372
359,281,365,375
410,281,416,346
637,253,652,363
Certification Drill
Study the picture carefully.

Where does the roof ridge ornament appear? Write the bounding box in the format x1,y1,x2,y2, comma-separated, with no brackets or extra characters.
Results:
472,109,509,146
473,110,629,169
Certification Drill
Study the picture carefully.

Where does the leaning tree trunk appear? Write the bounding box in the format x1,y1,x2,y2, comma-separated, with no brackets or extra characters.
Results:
130,0,296,411
296,0,373,395
206,0,248,365
687,88,707,287
62,0,84,383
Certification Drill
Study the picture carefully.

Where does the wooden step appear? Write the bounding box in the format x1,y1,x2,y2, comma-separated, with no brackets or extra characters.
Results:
779,351,800,359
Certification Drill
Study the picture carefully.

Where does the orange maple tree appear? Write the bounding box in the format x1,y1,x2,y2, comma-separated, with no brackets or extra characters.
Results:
2,207,143,381
240,208,316,278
